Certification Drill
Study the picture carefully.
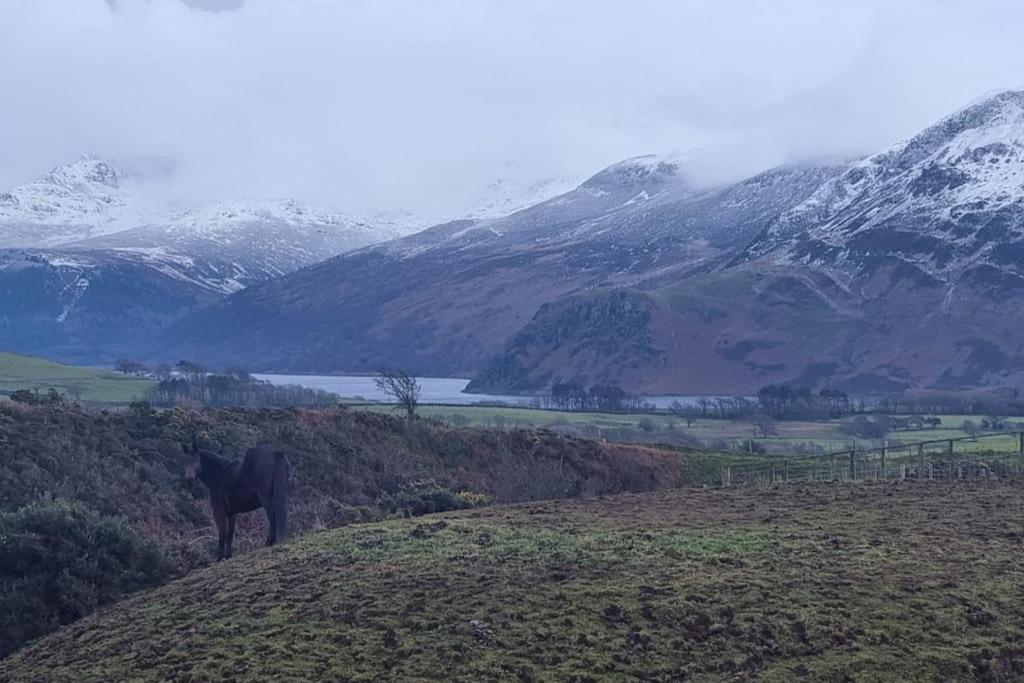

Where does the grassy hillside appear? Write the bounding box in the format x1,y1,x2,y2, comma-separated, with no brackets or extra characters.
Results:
0,403,685,537
0,401,689,655
0,352,153,403
6,481,1023,681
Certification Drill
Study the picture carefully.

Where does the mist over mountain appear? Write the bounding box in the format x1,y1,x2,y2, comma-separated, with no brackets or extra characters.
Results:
0,154,585,363
139,90,1024,395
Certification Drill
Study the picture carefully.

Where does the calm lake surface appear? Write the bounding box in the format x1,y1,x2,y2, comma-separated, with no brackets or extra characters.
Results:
253,374,711,409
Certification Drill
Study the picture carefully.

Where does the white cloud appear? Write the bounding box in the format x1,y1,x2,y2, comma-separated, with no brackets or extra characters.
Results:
2,0,1023,216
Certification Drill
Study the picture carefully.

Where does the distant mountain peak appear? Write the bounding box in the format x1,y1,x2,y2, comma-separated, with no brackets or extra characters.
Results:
580,152,691,194
44,155,123,190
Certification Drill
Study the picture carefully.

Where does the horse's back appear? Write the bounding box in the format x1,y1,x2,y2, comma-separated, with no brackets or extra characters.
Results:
237,444,280,487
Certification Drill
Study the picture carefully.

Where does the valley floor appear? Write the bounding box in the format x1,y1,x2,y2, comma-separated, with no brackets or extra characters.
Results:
5,480,1024,681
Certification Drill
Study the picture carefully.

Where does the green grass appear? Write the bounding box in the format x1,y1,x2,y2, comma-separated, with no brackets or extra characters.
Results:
365,403,1024,458
8,481,1024,681
0,352,154,404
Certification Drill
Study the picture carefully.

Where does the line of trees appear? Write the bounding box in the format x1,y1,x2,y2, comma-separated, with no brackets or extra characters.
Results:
538,383,646,412
147,368,337,408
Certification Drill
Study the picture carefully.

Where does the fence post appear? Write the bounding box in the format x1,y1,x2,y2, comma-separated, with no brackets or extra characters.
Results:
1019,432,1023,454
849,451,856,481
771,462,776,483
918,443,925,481
829,454,835,481
784,460,789,482
881,443,887,480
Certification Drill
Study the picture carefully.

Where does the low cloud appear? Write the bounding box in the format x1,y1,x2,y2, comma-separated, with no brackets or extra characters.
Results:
2,0,1023,216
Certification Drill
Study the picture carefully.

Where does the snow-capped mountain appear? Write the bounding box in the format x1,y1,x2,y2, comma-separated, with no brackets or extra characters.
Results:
148,90,1024,394
0,155,430,361
149,150,840,376
72,198,413,291
465,175,581,219
0,155,162,248
757,89,1024,282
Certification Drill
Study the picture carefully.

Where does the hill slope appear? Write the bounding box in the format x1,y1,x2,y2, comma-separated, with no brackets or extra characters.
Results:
472,90,1024,394
0,352,152,402
149,158,841,374
5,481,1021,681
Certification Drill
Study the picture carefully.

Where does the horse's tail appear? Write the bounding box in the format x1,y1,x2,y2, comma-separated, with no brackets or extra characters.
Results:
272,451,289,543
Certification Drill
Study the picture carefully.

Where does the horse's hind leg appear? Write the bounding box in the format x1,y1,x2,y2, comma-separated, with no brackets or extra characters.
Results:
258,491,276,546
264,507,276,546
225,514,236,559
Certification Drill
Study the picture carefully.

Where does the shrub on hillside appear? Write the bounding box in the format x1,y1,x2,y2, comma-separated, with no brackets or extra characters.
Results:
0,500,177,658
378,481,474,517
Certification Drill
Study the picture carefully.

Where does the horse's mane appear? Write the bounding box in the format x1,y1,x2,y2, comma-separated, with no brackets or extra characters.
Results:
197,449,234,475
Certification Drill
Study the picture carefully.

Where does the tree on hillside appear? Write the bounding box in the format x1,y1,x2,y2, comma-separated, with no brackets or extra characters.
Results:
375,369,421,418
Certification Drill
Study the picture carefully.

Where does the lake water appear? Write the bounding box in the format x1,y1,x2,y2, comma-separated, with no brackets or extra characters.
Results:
253,374,715,409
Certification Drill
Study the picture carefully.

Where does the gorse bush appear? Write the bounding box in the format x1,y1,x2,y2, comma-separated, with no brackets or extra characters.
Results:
378,481,474,517
0,500,177,658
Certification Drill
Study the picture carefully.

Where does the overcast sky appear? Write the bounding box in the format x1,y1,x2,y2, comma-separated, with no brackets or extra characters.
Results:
2,0,1023,216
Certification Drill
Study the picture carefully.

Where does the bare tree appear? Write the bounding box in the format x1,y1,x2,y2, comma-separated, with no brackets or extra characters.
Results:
695,396,711,418
375,369,421,418
176,360,205,382
753,415,778,438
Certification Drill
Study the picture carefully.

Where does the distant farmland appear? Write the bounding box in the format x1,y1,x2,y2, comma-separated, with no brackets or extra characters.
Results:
0,353,153,403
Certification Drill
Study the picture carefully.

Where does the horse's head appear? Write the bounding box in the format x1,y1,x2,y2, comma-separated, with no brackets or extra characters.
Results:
182,443,201,480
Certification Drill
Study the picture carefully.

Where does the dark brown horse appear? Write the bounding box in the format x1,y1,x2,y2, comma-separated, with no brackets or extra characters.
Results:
184,443,290,560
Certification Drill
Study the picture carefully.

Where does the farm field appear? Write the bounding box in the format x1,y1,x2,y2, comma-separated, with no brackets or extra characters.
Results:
361,403,1021,455
6,480,1024,681
0,352,153,404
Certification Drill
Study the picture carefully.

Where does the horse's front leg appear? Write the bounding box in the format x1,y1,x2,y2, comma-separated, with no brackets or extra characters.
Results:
225,514,237,559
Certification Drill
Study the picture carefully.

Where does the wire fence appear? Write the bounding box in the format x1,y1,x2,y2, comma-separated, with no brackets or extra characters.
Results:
713,432,1024,487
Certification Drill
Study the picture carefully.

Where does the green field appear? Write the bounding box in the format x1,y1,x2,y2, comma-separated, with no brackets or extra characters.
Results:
7,480,1024,681
0,353,154,403
363,403,1021,455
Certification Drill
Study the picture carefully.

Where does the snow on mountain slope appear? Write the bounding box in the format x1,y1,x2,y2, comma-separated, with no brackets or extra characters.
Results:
0,247,225,364
73,198,412,285
759,89,1024,280
385,152,699,259
465,175,581,219
0,156,162,247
